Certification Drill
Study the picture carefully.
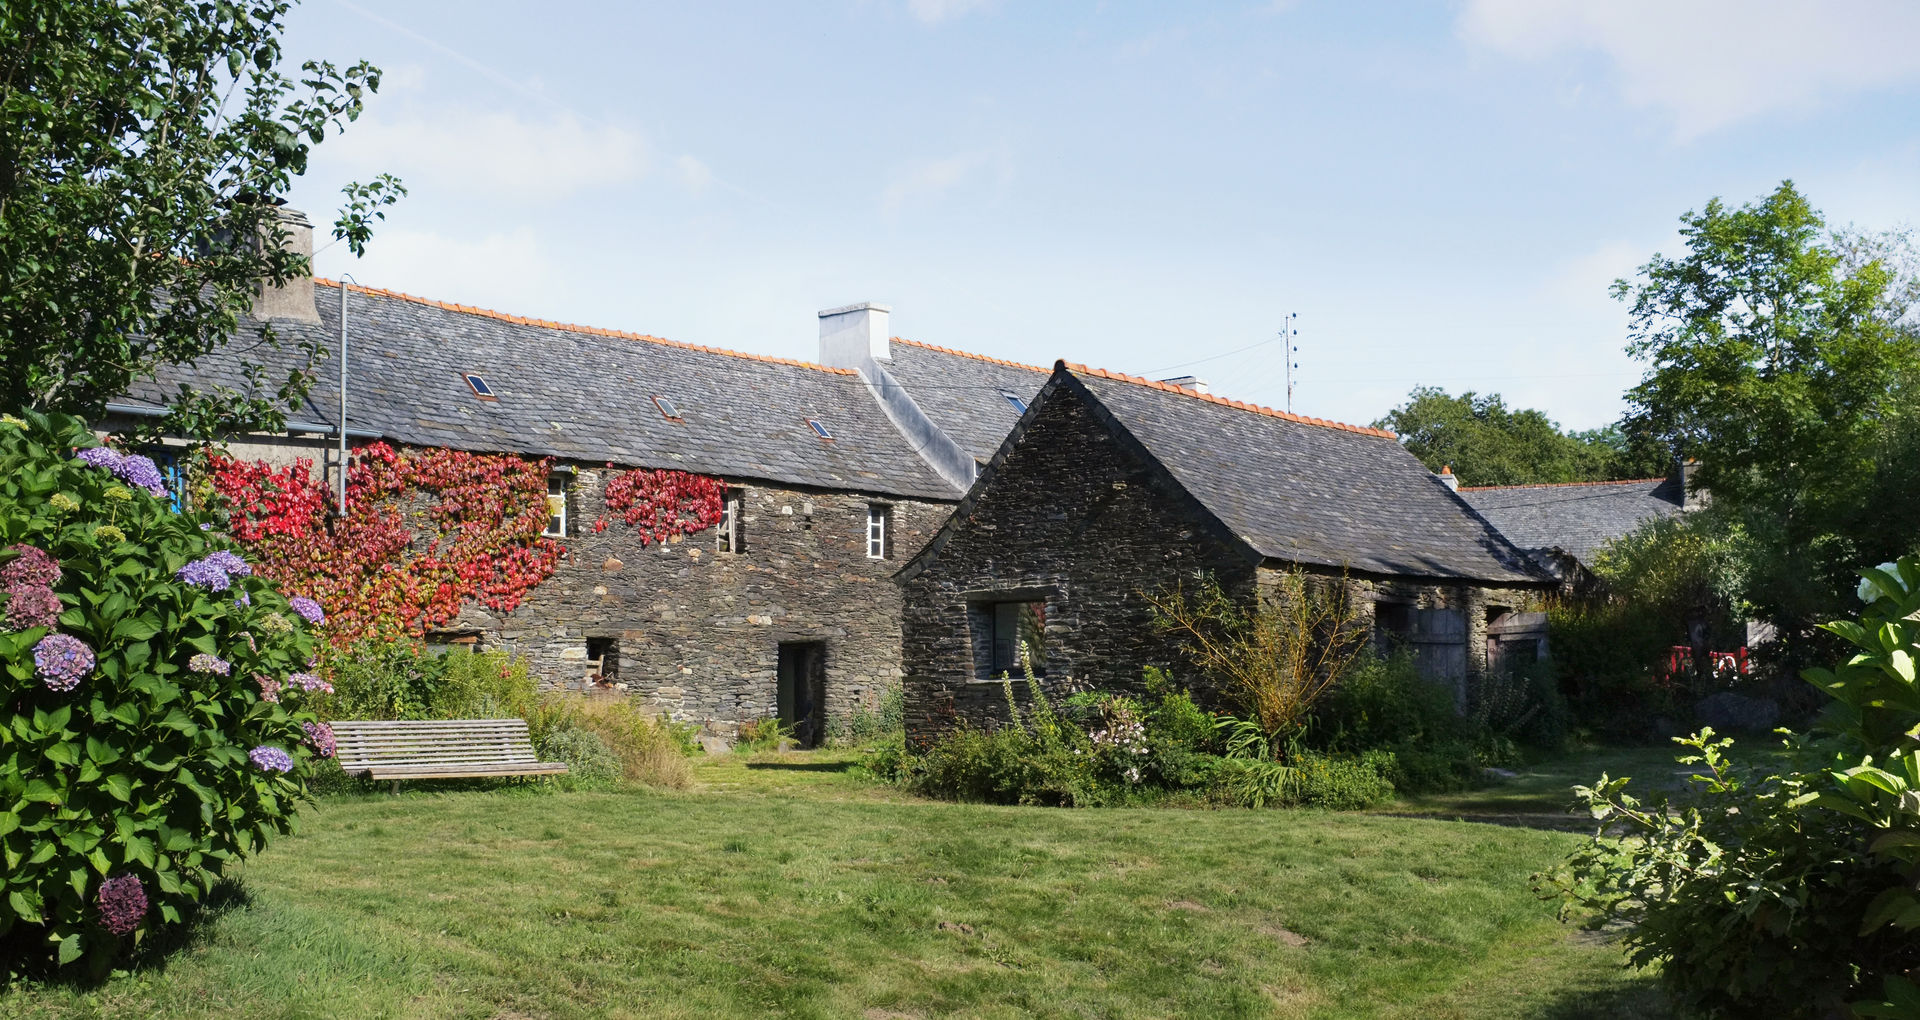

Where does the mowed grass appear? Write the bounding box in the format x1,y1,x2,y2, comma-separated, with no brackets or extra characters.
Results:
3,750,1669,1019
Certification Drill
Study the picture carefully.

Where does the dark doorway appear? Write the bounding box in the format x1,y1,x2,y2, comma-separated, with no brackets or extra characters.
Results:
776,642,827,748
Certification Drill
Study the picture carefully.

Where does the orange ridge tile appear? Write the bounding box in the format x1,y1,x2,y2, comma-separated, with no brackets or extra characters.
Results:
1059,362,1397,439
1457,477,1668,492
313,278,859,376
891,337,1053,374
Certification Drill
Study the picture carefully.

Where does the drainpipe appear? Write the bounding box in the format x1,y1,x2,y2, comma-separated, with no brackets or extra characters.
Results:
337,274,356,517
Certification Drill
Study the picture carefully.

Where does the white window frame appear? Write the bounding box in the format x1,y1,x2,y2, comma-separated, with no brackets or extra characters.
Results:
866,503,889,559
544,475,568,538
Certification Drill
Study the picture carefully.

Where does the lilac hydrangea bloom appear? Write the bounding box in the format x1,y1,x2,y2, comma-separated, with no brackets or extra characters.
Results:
33,634,94,692
188,653,230,676
0,545,60,588
255,674,281,703
303,721,336,758
202,550,252,578
5,582,62,630
96,875,147,935
74,446,123,472
175,557,231,592
249,745,294,773
287,596,325,625
287,672,334,694
113,454,168,497
234,590,252,608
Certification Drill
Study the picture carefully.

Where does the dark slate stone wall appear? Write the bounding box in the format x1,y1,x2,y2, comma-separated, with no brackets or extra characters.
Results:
900,387,1550,745
458,468,948,732
899,385,1258,744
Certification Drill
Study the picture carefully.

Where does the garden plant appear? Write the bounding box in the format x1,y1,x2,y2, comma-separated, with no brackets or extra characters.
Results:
0,412,329,971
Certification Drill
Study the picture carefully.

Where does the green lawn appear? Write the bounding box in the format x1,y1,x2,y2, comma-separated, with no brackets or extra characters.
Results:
2,749,1672,1019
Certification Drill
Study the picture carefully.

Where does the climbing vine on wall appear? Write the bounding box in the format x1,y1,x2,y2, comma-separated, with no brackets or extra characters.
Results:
594,468,725,545
206,443,561,643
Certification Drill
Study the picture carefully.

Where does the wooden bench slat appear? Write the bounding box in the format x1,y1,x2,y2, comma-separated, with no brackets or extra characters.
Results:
329,718,568,785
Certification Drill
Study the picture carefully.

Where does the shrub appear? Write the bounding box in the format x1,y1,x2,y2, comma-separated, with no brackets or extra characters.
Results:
1311,650,1481,794
534,726,621,791
535,694,693,790
735,715,796,754
1287,751,1395,810
432,648,538,720
1539,557,1920,1016
313,643,536,724
0,412,326,969
903,681,1101,806
839,681,904,745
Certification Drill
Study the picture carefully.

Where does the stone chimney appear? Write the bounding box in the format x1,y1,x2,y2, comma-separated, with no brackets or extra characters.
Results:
1680,458,1707,511
1437,465,1459,491
818,302,892,370
252,207,320,323
1158,375,1210,395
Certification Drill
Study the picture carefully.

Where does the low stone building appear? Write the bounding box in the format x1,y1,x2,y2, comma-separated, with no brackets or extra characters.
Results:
106,219,1055,743
895,362,1554,743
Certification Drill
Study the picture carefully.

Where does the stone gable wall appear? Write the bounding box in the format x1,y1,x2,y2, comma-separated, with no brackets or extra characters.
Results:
899,386,1258,743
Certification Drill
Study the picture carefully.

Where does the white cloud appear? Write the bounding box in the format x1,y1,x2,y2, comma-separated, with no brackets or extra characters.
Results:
1458,0,1920,138
675,155,713,195
314,228,564,316
327,107,646,200
906,0,995,24
881,147,1013,214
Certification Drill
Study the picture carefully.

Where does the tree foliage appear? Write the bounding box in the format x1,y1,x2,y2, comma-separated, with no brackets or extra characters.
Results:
1373,387,1666,487
0,0,402,431
1616,181,1920,661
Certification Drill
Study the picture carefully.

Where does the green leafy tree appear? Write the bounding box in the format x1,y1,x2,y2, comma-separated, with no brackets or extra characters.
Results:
1373,387,1666,487
1616,181,1920,662
0,0,403,434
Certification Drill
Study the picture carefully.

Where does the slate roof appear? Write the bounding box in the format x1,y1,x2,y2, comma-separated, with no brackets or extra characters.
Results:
1064,366,1546,584
1458,476,1683,570
880,339,1050,462
120,280,963,501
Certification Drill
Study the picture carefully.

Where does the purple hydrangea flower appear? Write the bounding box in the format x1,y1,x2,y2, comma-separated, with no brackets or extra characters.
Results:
74,446,123,472
303,721,336,758
0,545,60,588
188,653,230,676
202,550,252,578
113,454,168,498
249,745,294,773
175,557,231,592
287,672,334,694
287,596,325,625
33,633,94,692
5,582,62,630
234,590,252,608
96,874,147,935
255,674,281,703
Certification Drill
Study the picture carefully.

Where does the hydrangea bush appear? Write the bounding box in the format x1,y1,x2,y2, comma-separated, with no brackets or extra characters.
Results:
0,412,328,970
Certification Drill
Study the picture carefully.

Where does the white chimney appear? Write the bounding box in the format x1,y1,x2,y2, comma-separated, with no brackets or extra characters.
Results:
1436,465,1459,491
1158,375,1210,395
252,207,321,323
818,302,892,370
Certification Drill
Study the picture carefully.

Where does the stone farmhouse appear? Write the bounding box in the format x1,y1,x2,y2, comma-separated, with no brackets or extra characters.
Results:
894,362,1555,743
107,212,1049,745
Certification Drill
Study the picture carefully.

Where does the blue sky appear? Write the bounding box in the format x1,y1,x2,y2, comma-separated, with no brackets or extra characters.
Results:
283,0,1920,431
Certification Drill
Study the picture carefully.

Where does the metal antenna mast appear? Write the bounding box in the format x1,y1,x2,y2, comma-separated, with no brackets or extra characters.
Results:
1282,312,1299,414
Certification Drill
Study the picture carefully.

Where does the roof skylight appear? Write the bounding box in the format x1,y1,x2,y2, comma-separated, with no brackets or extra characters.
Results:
653,395,682,420
463,373,497,400
807,419,833,440
1002,392,1028,413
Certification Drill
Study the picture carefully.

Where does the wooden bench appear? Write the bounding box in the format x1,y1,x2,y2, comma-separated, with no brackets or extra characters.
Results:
331,719,569,792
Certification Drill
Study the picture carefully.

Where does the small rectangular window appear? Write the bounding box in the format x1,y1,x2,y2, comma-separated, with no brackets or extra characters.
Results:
717,487,745,553
989,601,1047,677
1002,392,1028,413
653,395,682,420
544,475,568,538
586,637,618,686
866,503,890,559
463,373,497,400
807,419,833,440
